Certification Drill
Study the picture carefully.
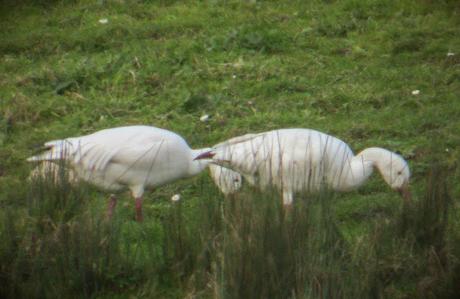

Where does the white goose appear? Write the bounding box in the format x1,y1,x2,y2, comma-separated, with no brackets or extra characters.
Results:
28,125,212,221
195,128,411,205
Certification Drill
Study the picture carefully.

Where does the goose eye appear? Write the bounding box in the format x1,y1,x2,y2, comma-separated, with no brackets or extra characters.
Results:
397,170,402,175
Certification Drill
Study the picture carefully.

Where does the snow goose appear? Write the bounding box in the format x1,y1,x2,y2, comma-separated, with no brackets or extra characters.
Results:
195,128,411,206
28,125,212,221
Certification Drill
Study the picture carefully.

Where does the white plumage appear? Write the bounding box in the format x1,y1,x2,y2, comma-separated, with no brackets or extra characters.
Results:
28,161,79,185
208,134,266,196
209,164,242,196
28,125,211,221
196,128,411,205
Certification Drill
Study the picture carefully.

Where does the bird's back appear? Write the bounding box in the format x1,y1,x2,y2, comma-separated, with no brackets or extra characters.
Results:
219,128,354,193
270,129,354,191
30,126,195,192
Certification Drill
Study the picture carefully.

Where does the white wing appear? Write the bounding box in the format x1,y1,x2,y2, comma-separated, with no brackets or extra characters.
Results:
214,132,265,148
27,126,189,172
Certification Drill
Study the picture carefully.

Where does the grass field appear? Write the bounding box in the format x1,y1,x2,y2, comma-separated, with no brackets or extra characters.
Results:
1,0,460,298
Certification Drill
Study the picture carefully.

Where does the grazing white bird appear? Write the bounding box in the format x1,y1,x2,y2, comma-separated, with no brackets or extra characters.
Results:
195,128,411,206
28,126,212,221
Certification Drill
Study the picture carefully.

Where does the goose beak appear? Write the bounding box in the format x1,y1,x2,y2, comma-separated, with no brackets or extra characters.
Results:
194,151,215,161
397,182,412,203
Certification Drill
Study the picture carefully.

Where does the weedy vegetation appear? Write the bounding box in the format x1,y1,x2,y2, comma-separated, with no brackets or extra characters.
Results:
0,0,459,298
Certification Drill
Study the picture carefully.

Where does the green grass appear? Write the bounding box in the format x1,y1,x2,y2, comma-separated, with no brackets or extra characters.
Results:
1,165,459,298
1,0,460,298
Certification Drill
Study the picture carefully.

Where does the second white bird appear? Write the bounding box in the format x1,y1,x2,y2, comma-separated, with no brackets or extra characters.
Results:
196,128,411,205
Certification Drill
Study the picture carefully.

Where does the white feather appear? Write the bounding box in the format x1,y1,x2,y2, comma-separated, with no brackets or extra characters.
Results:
202,128,411,205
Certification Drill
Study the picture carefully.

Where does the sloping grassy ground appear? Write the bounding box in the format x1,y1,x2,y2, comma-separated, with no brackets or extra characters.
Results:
0,0,459,298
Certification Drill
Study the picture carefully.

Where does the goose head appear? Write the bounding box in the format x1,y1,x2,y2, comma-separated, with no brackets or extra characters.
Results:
359,147,411,202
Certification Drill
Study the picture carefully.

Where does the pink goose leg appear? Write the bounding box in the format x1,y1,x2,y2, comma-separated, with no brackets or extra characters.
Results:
135,197,143,222
106,194,117,219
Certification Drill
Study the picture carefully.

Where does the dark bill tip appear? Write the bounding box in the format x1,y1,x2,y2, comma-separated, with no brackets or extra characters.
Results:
397,183,412,203
194,151,216,161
